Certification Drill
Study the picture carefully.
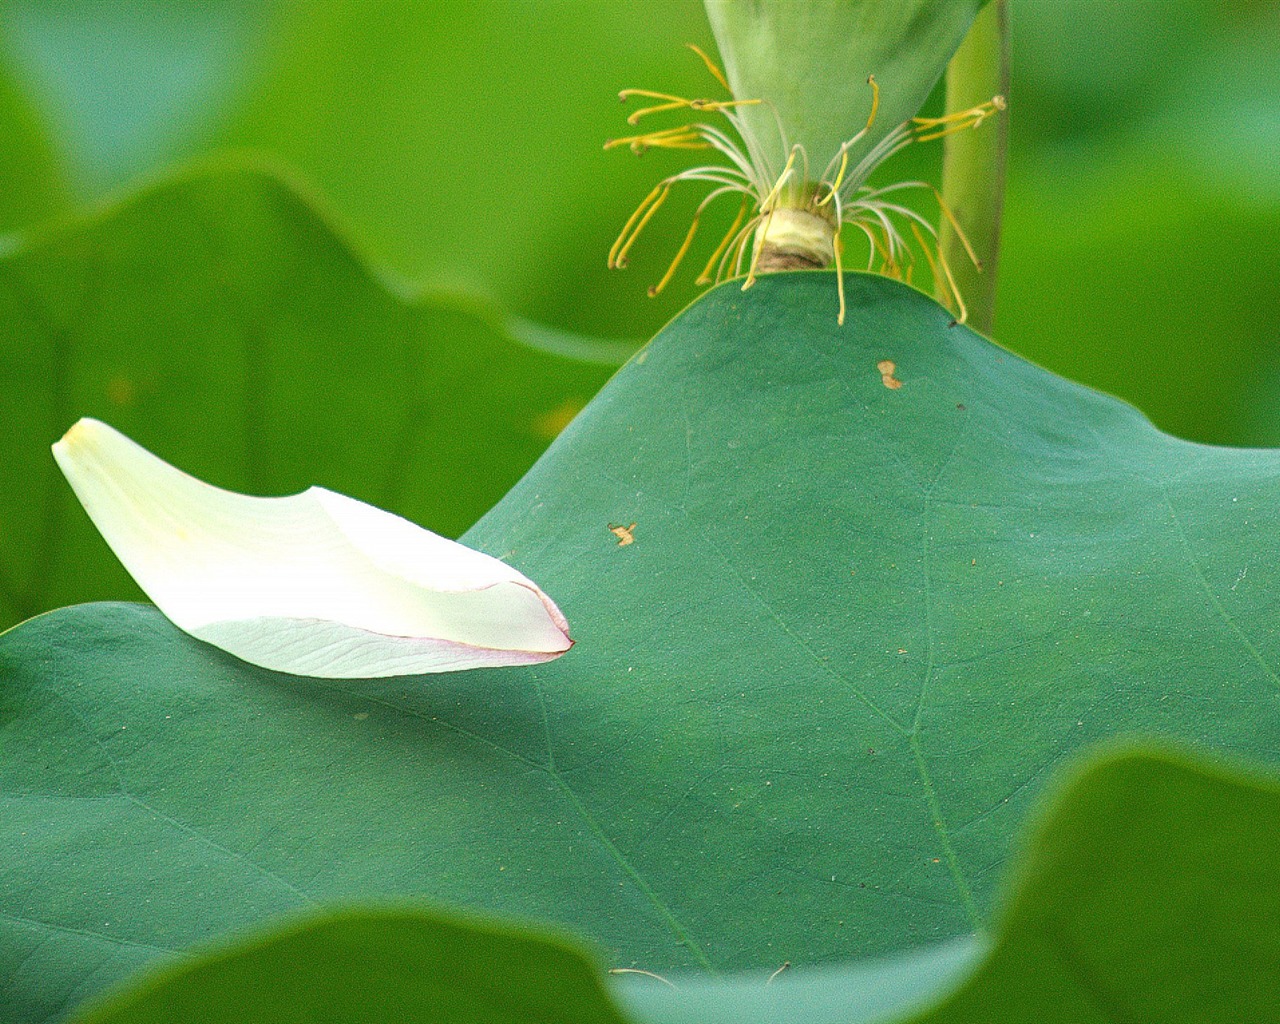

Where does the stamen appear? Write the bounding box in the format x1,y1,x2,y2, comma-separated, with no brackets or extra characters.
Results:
728,215,757,279
604,126,711,154
615,183,671,267
816,150,849,208
816,75,882,207
609,183,670,269
609,183,664,268
625,101,700,125
618,90,761,126
911,222,967,324
697,196,749,284
911,95,1006,143
930,186,982,269
649,212,702,296
744,148,800,290
833,222,847,325
618,89,689,104
687,42,730,92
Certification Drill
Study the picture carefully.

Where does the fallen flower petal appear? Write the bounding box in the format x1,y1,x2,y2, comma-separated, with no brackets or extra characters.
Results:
52,418,572,678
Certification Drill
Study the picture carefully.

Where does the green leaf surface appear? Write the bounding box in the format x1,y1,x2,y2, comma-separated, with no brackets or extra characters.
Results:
69,906,629,1024
917,747,1280,1023
0,163,621,628
6,274,1280,1020
627,746,1280,1023
65,748,1280,1024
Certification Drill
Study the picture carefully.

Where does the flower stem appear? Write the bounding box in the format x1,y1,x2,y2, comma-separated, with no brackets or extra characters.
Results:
936,0,1009,334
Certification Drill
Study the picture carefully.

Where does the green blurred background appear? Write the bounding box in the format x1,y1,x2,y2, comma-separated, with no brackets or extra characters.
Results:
0,0,1277,626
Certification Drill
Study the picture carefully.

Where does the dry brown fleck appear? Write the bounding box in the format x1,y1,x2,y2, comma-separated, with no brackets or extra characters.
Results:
877,359,903,389
609,522,637,546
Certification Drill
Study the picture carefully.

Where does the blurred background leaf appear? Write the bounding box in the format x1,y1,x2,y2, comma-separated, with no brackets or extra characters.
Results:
0,164,621,629
0,53,69,230
0,0,1277,628
3,0,1277,442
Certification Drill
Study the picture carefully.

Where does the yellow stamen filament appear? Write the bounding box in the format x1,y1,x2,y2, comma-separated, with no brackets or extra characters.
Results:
697,197,749,284
818,76,879,208
686,43,730,92
649,211,702,296
743,149,799,290
728,216,757,279
758,149,797,216
912,222,967,324
615,184,671,267
619,90,762,126
911,95,1006,143
604,126,711,154
929,186,982,269
816,150,849,208
833,222,847,325
609,183,668,268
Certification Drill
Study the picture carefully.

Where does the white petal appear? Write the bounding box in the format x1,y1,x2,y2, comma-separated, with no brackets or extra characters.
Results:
52,418,572,677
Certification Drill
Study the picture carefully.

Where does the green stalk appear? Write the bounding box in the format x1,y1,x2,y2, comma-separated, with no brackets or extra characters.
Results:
936,0,1009,334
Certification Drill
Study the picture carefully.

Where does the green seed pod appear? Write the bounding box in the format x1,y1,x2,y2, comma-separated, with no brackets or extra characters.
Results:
705,0,983,176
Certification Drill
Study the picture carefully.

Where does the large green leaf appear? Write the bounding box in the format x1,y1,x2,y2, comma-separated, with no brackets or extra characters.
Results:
69,906,630,1024
65,748,1280,1024
628,745,1280,1023
0,163,622,628
916,746,1280,1022
5,274,1280,1020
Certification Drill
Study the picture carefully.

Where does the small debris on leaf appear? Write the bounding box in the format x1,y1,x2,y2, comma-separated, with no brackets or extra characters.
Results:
609,522,637,546
877,359,903,390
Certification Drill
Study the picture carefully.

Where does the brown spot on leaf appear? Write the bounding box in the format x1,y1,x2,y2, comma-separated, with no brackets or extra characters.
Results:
609,522,637,546
877,360,902,389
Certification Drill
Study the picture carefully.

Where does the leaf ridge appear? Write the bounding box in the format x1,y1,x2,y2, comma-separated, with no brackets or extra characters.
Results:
1159,481,1280,693
529,670,715,971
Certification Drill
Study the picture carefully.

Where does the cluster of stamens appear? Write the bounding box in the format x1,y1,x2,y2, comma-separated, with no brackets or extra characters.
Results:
605,44,1006,325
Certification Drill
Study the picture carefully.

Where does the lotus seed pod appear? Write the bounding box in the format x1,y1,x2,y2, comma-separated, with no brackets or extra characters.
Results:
704,0,982,180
